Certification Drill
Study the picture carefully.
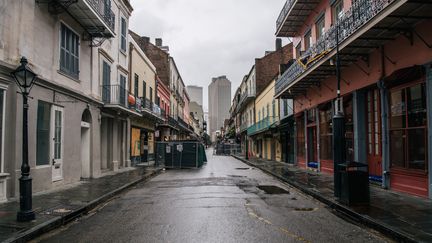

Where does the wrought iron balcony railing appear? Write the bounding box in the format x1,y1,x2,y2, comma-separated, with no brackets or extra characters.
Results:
238,90,255,110
87,0,115,32
276,0,296,33
247,116,279,136
240,122,249,133
275,0,396,96
101,84,127,107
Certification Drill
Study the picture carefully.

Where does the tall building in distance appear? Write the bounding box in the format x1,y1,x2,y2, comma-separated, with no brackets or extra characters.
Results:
186,85,203,107
208,76,231,141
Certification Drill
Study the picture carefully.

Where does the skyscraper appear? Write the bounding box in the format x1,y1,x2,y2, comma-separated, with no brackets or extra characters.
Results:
186,85,203,107
208,76,231,141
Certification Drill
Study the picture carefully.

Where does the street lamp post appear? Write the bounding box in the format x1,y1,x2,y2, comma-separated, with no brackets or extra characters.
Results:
333,21,346,198
11,57,37,222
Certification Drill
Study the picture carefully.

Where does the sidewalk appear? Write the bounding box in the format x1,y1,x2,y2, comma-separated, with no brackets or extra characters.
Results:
233,155,432,243
0,166,162,243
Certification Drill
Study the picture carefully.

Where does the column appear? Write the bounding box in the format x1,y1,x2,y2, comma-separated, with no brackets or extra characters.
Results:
378,80,390,189
125,118,131,167
425,64,432,199
111,118,119,171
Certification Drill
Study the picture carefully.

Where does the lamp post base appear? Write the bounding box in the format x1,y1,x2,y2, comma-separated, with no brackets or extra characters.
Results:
17,176,35,222
17,210,35,222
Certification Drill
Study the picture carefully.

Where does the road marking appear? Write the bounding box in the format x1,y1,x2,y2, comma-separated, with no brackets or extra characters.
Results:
245,203,310,243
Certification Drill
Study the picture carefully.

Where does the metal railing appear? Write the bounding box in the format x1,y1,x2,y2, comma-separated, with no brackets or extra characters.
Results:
101,84,127,107
276,0,297,33
275,0,396,96
247,116,279,136
240,123,249,132
152,103,161,116
86,0,115,32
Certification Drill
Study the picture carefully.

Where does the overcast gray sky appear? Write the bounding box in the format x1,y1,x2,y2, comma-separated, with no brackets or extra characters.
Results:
129,0,287,111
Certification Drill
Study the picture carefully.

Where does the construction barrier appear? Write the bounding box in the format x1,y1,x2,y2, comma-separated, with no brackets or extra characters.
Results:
156,141,207,169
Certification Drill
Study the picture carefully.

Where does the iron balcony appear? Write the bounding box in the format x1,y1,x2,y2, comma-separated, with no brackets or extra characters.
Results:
275,0,408,98
247,116,279,136
45,0,116,38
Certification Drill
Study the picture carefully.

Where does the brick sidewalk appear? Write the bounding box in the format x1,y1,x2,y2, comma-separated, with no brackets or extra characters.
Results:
233,155,432,242
0,166,162,243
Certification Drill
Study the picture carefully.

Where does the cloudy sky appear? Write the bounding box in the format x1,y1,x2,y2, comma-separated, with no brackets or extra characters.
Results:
129,0,287,111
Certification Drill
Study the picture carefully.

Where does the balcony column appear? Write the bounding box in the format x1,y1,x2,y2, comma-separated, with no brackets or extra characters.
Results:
425,64,432,199
378,80,390,189
111,118,119,171
125,118,131,167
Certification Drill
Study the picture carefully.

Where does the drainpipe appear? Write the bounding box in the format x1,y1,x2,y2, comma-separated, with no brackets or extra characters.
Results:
379,46,390,189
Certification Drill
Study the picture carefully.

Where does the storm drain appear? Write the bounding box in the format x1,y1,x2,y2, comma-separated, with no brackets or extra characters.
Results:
257,185,290,194
294,207,317,212
228,175,247,178
235,167,251,170
40,205,78,216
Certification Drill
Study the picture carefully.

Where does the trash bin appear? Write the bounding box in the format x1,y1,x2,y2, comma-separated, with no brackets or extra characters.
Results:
338,162,370,205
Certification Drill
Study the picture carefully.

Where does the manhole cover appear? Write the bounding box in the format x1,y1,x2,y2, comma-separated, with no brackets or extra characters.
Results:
257,185,290,194
235,168,251,170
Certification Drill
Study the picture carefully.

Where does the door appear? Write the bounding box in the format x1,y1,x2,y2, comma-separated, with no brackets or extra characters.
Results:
81,122,91,178
366,89,382,177
51,106,64,181
307,126,318,163
141,130,148,162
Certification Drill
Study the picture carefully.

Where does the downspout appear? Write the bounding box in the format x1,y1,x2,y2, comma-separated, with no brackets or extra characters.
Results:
378,45,390,189
425,63,432,199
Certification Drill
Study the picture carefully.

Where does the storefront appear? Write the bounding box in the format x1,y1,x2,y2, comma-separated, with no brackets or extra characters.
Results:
388,74,428,197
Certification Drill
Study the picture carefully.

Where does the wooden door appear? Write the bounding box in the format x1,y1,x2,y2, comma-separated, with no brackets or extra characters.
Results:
366,89,382,177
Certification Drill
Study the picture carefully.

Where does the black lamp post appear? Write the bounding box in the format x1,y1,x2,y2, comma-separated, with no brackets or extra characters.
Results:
11,57,37,222
333,21,346,198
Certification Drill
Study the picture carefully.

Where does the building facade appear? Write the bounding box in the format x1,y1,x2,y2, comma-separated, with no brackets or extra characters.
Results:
275,0,432,198
208,75,231,141
186,85,203,107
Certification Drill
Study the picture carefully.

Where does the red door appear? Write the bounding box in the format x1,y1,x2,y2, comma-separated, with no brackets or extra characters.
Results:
366,89,382,177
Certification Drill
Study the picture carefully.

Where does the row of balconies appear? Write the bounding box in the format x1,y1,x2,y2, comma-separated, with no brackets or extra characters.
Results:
275,0,397,97
100,84,162,119
247,116,279,136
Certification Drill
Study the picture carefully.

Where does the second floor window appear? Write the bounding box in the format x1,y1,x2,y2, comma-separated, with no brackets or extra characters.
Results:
120,17,127,51
304,30,312,50
295,43,301,58
316,16,325,40
332,0,344,25
60,24,79,78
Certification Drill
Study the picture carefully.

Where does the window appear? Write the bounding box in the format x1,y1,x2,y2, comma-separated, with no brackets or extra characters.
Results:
316,16,325,40
134,74,139,97
150,87,153,104
389,83,427,170
304,30,312,50
307,109,316,124
102,61,111,103
332,0,344,25
120,75,126,106
36,101,51,166
120,17,127,51
142,81,147,100
60,24,79,78
319,103,333,160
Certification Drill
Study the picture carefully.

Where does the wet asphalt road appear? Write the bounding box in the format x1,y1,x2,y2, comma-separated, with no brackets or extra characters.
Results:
35,149,390,243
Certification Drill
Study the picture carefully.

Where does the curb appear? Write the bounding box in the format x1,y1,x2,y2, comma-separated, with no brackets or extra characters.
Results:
232,155,416,243
3,168,162,243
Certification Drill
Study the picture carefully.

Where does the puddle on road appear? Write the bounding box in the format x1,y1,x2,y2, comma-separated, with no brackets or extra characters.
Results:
257,185,290,194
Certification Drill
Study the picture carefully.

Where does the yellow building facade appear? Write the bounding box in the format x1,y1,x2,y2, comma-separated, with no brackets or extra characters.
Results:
251,79,281,162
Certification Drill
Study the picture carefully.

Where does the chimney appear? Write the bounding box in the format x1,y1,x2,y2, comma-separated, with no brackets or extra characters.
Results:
142,36,150,44
155,38,163,47
276,38,282,51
